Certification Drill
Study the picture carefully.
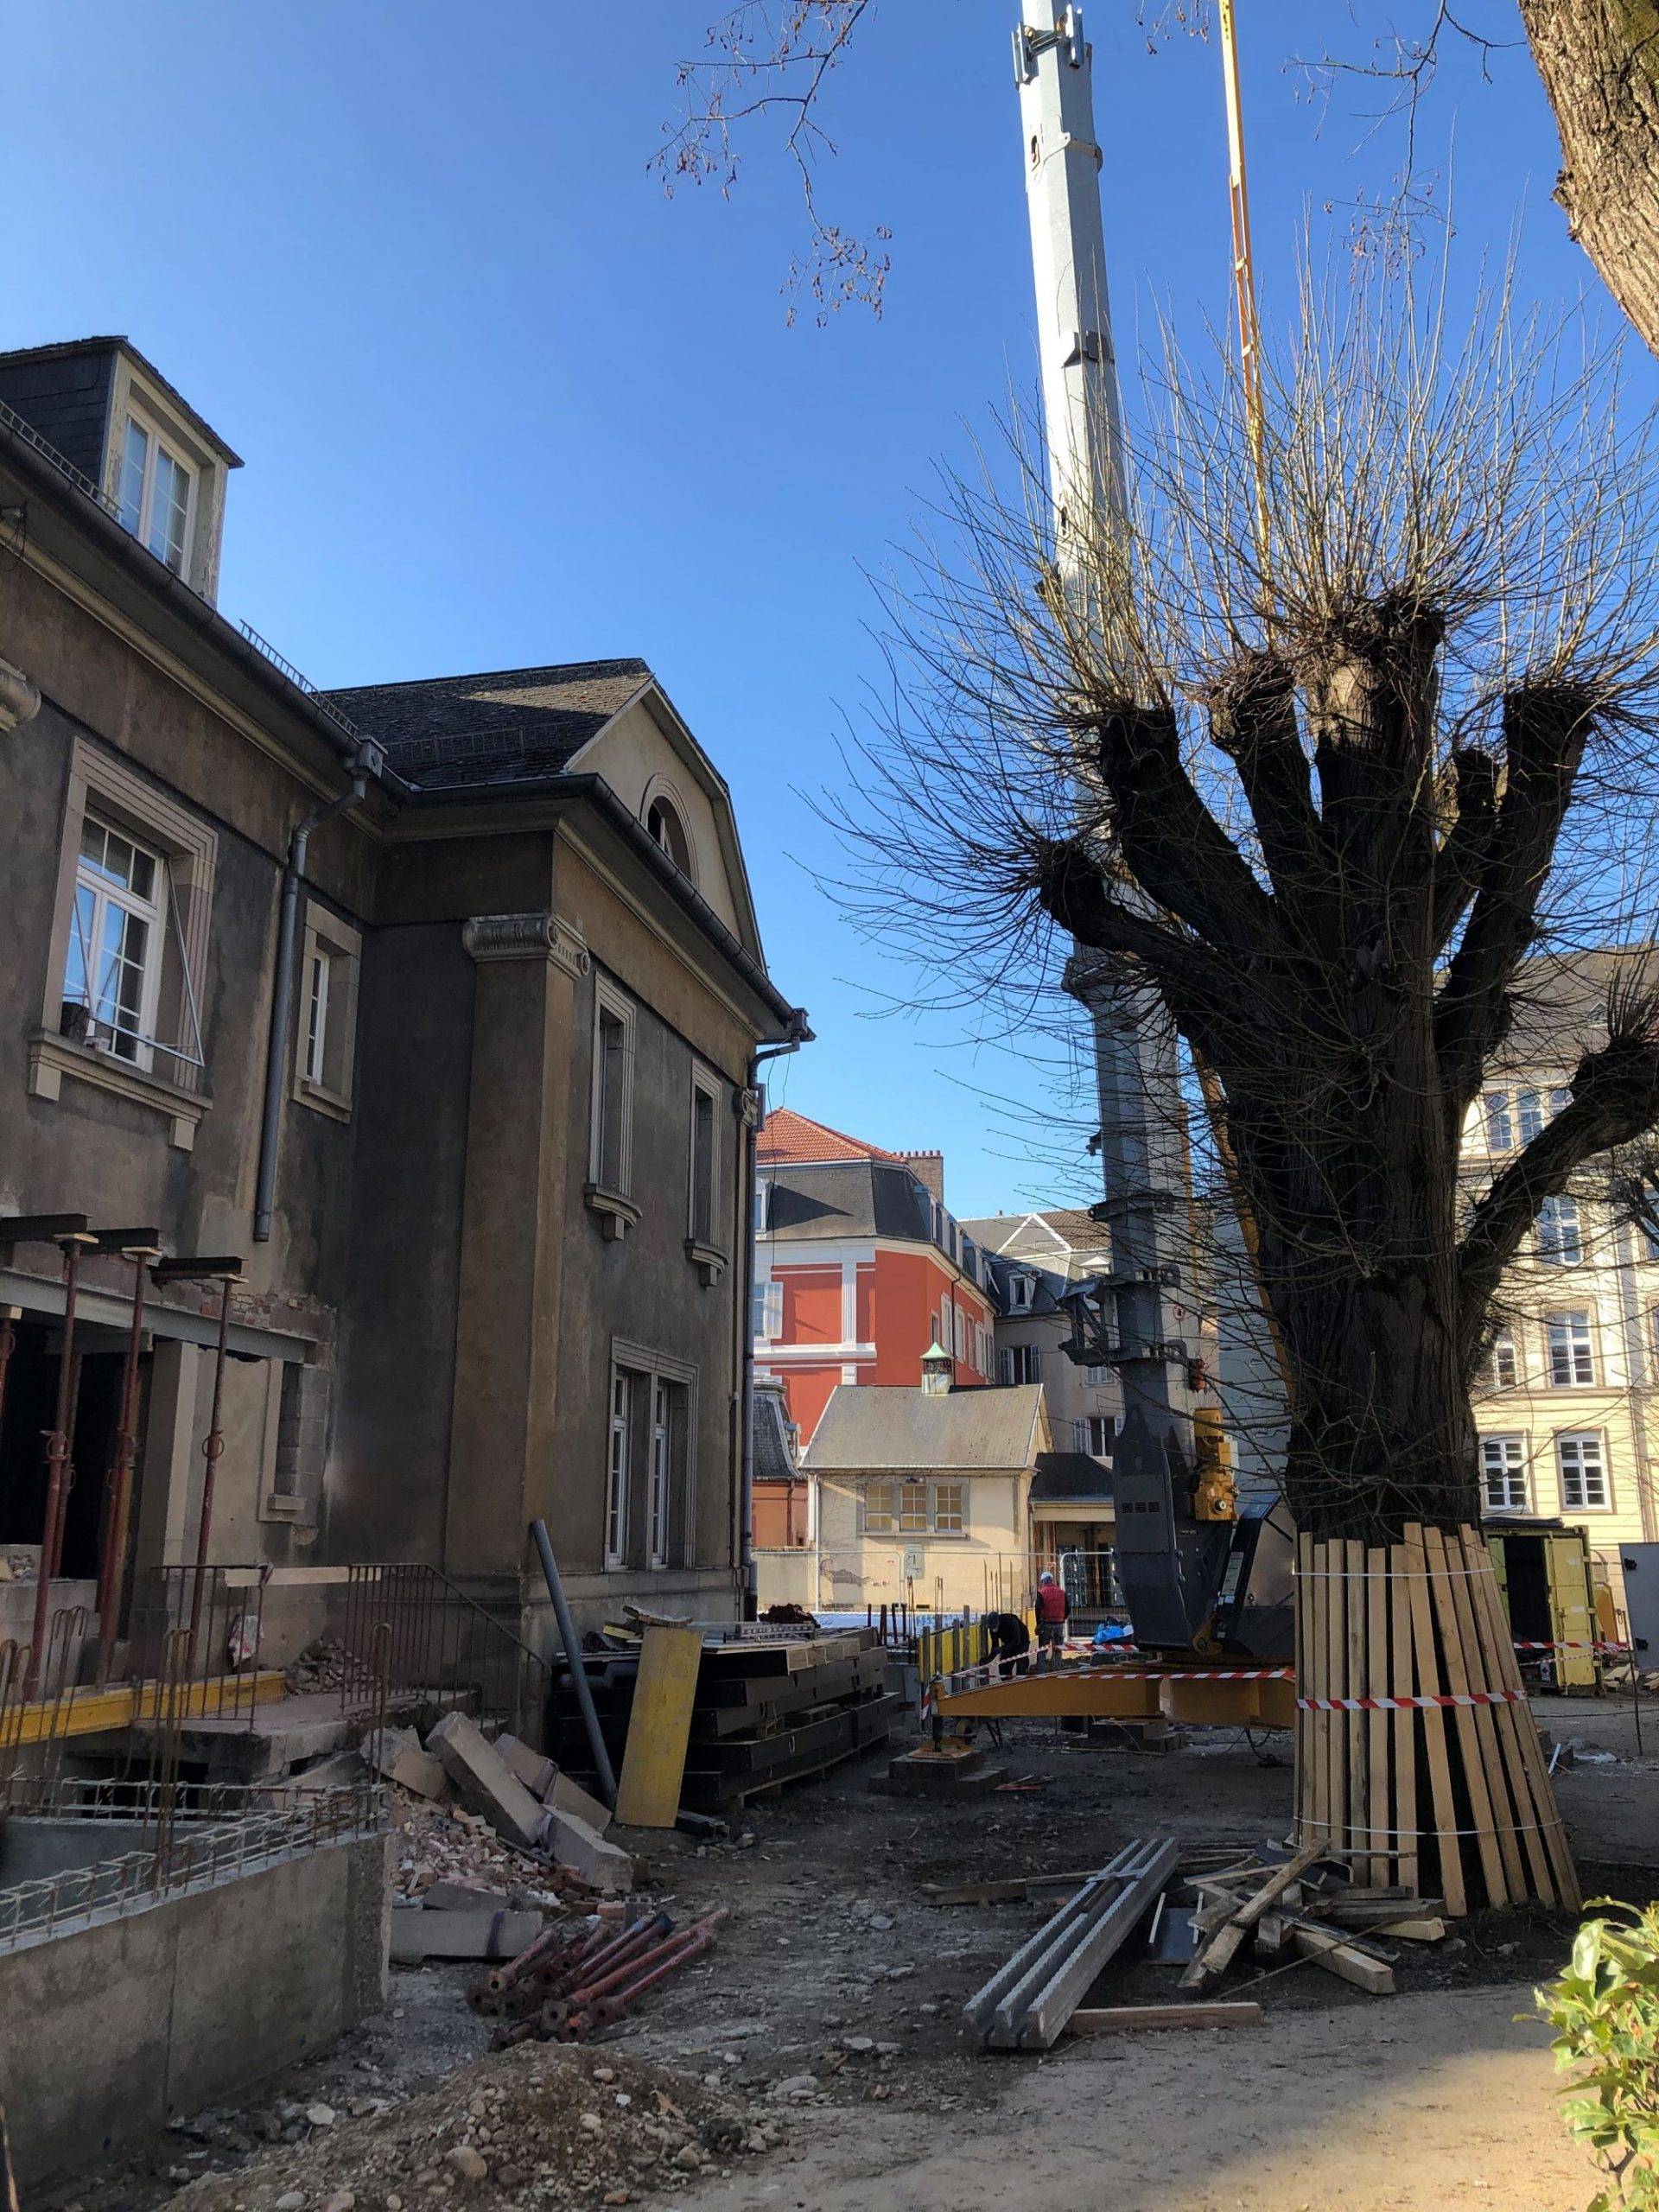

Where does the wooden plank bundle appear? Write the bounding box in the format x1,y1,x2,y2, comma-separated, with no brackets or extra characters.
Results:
1294,1522,1580,1914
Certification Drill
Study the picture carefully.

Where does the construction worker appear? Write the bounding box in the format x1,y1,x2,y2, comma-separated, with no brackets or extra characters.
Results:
1034,1571,1069,1662
983,1610,1031,1679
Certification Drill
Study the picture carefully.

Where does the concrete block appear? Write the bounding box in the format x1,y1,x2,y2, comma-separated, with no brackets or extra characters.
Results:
390,1905,543,1963
429,1710,545,1850
423,1879,517,1913
546,1769,613,1834
367,1727,448,1799
292,1749,369,1791
493,1732,557,1798
541,1805,633,1893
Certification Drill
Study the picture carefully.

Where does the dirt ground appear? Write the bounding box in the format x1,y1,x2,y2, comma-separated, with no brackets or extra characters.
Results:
53,1689,1659,2212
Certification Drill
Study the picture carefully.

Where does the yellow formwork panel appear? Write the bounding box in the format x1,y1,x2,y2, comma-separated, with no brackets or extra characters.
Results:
3,1669,288,1749
613,1624,704,1828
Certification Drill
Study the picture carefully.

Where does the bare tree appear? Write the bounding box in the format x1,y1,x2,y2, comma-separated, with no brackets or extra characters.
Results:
652,1,889,323
825,252,1659,1550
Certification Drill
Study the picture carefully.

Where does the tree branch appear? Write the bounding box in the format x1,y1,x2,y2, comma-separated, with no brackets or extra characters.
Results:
1432,744,1499,954
1433,681,1595,1110
1085,702,1285,957
1032,832,1224,1014
1206,652,1328,914
1457,1016,1659,1346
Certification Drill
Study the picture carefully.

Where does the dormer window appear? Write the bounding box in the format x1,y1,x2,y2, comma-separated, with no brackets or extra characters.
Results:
645,794,692,876
116,411,195,575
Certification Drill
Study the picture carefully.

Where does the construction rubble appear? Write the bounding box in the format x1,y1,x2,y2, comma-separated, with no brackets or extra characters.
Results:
161,2044,779,2212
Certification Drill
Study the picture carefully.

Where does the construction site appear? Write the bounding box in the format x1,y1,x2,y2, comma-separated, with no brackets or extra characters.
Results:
8,0,1659,2206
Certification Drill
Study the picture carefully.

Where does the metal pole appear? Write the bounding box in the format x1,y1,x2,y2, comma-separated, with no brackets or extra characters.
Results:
0,1307,17,1448
530,1518,618,1806
27,1233,96,1698
186,1277,234,1671
97,1247,160,1684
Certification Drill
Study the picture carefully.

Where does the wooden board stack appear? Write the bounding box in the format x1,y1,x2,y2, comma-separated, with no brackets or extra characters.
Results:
550,1629,901,1815
1293,1522,1579,1915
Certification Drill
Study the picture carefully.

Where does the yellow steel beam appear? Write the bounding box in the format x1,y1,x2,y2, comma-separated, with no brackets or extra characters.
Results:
3,1669,288,1749
936,1668,1293,1730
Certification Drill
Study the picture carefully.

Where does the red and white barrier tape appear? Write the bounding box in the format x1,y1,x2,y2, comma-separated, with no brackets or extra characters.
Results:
1512,1637,1631,1656
1298,1688,1526,1711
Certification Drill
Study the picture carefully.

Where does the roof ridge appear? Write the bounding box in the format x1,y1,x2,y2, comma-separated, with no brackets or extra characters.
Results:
324,657,652,700
759,1105,909,1165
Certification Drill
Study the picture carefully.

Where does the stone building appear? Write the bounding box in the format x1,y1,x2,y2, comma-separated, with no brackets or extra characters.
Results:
0,334,804,1657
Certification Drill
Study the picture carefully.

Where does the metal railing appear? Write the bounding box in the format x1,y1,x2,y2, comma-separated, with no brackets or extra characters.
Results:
238,621,363,743
337,1563,551,1739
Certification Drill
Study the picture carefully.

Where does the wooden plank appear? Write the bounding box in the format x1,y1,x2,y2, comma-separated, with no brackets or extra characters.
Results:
1390,1539,1419,1896
1423,1524,1509,1909
1365,1545,1389,1886
1402,1522,1465,1916
1328,1536,1349,1857
1065,2001,1263,2035
7,1669,286,1748
1463,1527,1580,1909
1446,1523,1525,1903
1180,1844,1325,1992
1370,1916,1447,1942
1346,1537,1367,1877
1289,1921,1395,1994
1294,1532,1311,1848
613,1625,704,1828
1456,1526,1554,1906
1311,1535,1331,1854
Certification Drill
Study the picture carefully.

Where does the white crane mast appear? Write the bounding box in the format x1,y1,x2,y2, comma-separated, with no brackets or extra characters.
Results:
1014,2,1213,1643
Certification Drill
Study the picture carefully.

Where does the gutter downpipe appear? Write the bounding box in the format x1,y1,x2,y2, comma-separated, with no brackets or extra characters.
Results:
741,1031,809,1618
253,761,372,1242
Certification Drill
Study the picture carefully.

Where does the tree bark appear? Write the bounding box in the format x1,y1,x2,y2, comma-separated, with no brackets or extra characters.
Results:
1521,1,1659,364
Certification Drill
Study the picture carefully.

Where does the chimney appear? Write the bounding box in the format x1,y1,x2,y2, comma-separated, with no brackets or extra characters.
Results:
920,1337,953,1396
898,1149,944,1204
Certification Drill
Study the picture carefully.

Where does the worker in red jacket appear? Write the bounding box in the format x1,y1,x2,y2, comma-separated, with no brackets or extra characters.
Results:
1034,1571,1069,1662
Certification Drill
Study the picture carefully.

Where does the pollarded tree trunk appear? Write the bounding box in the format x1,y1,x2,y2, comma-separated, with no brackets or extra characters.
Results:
1522,1,1659,365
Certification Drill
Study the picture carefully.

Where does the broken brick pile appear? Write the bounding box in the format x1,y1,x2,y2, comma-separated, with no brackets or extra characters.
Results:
161,2043,781,2212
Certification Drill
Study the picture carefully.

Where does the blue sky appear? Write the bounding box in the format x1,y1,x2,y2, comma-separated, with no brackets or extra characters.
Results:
9,2,1648,1217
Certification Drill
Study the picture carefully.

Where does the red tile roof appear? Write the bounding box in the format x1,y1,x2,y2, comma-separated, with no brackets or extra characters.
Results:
757,1107,909,1166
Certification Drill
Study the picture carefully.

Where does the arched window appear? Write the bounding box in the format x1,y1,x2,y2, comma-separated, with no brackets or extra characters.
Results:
645,793,693,878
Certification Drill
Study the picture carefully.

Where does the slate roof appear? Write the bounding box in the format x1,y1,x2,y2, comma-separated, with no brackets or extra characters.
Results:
762,1157,938,1247
758,1108,906,1166
323,658,652,790
753,1381,799,1485
801,1383,1046,1473
1029,1451,1114,1505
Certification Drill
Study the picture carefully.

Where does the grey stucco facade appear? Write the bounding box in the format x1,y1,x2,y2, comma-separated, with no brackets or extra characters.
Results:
0,341,804,1652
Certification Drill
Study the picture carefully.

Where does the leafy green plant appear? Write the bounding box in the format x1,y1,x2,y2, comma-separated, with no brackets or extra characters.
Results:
1537,1902,1659,2211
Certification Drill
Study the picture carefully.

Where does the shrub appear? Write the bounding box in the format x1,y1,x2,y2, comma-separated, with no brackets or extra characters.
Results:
1537,1902,1659,2211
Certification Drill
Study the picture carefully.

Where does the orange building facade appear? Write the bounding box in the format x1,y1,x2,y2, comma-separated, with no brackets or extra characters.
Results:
751,1111,997,1552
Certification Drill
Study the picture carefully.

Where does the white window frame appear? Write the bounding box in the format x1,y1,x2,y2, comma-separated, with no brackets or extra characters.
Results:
755,1175,772,1232
1516,1088,1544,1145
1545,1309,1596,1389
862,1480,898,1535
753,1279,784,1343
1008,1273,1035,1313
1536,1195,1584,1267
1484,1091,1513,1153
606,1369,634,1567
1084,1413,1116,1459
1484,1327,1518,1390
687,1062,721,1249
293,901,362,1117
1481,1433,1529,1514
589,976,637,1195
932,1480,965,1535
115,404,197,575
65,811,168,1072
1001,1343,1041,1385
1556,1430,1611,1512
649,1376,673,1569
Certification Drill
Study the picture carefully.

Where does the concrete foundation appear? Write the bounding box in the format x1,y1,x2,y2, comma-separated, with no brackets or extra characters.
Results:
0,1826,391,2190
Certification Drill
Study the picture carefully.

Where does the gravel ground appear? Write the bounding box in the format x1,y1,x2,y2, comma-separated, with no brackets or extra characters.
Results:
43,1694,1659,2212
